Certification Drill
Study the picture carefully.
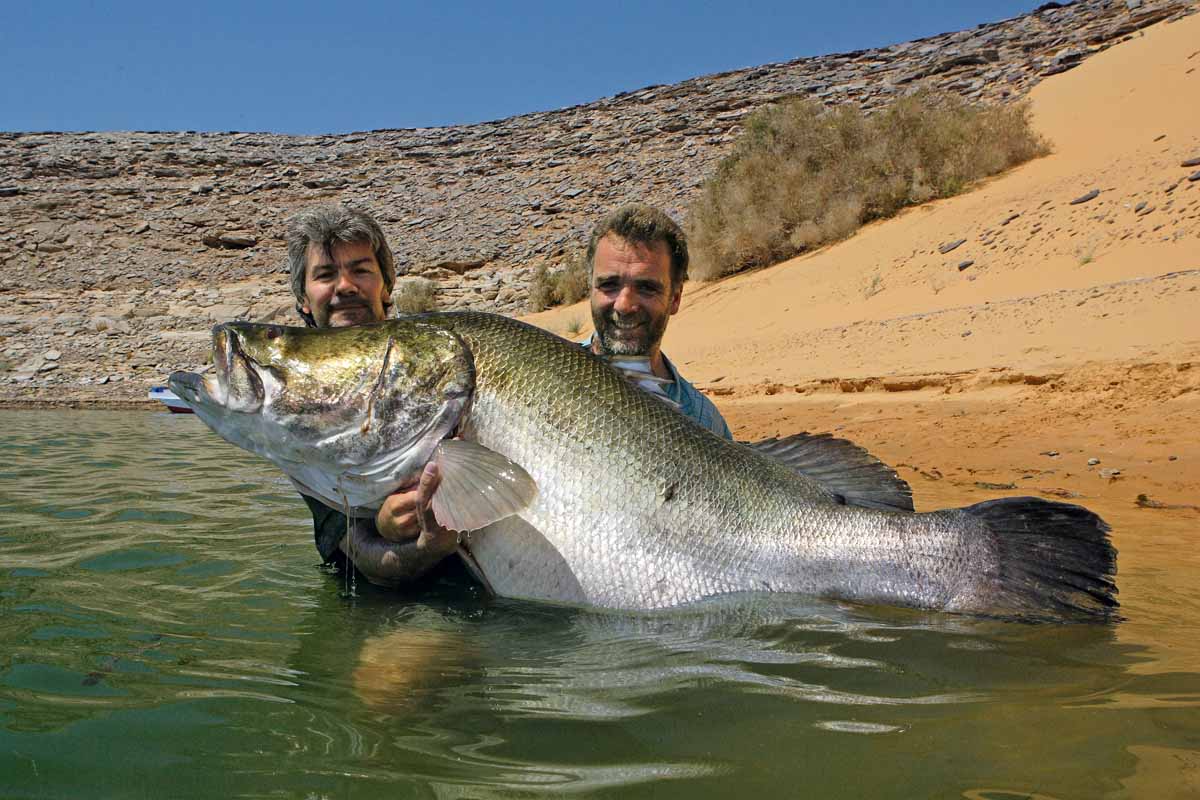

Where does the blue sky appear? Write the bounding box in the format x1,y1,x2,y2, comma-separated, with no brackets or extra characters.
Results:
4,1,1037,135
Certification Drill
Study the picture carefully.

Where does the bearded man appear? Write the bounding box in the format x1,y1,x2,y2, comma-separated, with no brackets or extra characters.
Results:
579,204,732,439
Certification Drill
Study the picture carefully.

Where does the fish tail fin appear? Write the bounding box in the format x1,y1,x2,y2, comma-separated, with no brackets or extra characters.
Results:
958,497,1119,621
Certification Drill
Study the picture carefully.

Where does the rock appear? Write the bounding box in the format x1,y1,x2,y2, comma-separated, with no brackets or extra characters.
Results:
957,260,974,271
14,354,43,371
302,177,348,190
1069,189,1100,205
1181,156,1200,167
88,316,131,333
1087,457,1101,466
430,257,490,274
156,331,212,343
189,182,214,195
1000,212,1021,225
1188,170,1200,183
938,239,966,254
1098,468,1121,480
44,349,61,361
202,231,258,249
0,187,21,197
132,222,151,235
201,303,252,322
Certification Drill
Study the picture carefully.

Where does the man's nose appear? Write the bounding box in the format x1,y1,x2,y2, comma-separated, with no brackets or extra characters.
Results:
334,269,359,294
613,285,639,315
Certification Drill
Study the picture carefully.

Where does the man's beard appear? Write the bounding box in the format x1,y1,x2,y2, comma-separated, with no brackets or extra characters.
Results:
591,308,669,356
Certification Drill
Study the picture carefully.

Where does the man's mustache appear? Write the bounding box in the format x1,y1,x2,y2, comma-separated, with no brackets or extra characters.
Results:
604,310,649,328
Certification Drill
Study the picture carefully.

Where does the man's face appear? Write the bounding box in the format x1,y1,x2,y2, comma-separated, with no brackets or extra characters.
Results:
301,240,387,328
589,234,682,357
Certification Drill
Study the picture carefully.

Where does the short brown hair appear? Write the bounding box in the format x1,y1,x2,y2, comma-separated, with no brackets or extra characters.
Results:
285,204,398,326
585,204,689,288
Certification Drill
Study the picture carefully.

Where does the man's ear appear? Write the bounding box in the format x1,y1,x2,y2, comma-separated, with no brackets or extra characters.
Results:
668,282,683,316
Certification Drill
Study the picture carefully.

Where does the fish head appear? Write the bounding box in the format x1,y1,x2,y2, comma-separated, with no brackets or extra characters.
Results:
169,319,474,508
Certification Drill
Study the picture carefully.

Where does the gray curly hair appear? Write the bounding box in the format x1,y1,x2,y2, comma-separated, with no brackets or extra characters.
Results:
285,204,398,326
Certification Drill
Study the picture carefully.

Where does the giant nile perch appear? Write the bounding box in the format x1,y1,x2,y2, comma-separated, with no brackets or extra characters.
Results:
169,312,1118,620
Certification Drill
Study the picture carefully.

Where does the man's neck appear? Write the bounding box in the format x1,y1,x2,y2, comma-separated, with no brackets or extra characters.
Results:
591,339,671,381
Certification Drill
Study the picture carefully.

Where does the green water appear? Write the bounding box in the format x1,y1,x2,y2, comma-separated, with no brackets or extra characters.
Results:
1,410,1197,799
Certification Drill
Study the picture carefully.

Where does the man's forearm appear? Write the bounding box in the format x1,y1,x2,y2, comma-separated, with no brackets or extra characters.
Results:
339,518,451,586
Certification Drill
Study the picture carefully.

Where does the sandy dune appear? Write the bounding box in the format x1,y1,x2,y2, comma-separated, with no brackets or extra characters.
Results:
527,12,1200,510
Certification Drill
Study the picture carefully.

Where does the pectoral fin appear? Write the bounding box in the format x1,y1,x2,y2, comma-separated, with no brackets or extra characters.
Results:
429,439,538,532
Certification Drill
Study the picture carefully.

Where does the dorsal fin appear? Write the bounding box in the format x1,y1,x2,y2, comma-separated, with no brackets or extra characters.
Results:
748,432,914,512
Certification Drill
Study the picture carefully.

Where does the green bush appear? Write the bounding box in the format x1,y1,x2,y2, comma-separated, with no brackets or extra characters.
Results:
686,90,1048,280
393,277,438,314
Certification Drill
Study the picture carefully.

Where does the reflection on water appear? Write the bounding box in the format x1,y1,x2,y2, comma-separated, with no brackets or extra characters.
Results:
1,410,1198,799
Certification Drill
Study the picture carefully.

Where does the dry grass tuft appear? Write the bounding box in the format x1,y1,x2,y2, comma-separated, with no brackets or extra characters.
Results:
686,90,1048,280
553,255,590,306
527,264,555,312
527,254,591,311
393,277,438,314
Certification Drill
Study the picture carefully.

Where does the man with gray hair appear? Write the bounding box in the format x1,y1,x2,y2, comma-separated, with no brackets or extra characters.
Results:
285,203,463,587
286,203,398,328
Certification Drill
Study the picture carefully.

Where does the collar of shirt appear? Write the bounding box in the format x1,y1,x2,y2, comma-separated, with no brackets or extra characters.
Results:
578,333,686,400
578,335,730,439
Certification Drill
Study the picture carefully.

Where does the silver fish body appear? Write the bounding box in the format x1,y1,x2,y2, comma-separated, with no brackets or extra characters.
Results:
171,312,1117,620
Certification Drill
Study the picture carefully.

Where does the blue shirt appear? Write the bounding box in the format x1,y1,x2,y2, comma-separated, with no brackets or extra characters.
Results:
579,335,733,440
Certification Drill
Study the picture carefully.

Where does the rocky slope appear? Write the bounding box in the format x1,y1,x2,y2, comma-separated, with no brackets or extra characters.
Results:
1,0,1194,404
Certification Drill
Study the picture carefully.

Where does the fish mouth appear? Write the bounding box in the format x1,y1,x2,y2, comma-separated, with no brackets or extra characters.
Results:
168,369,227,410
168,325,263,412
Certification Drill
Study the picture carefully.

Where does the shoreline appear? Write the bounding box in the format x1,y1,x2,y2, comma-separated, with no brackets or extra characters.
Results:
12,361,1197,509
0,399,160,411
